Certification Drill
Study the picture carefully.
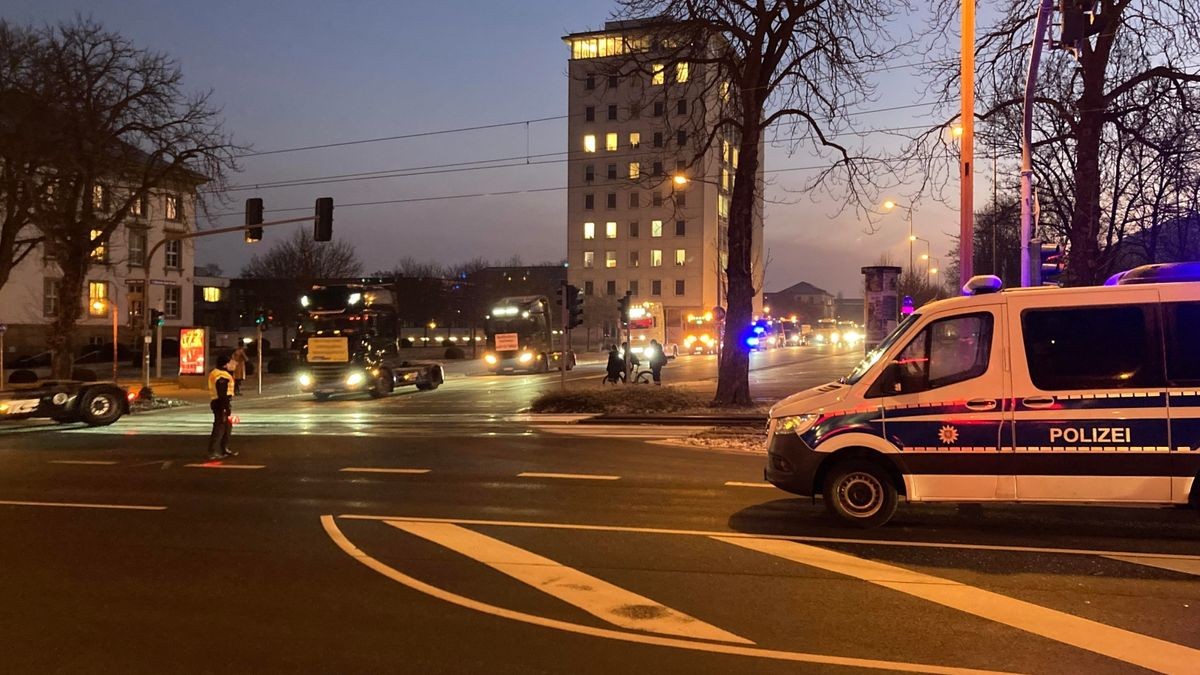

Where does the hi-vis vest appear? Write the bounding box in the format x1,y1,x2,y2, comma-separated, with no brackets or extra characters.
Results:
208,368,235,400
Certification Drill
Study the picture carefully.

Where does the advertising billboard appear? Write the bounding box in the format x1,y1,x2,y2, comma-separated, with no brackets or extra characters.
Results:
179,327,207,376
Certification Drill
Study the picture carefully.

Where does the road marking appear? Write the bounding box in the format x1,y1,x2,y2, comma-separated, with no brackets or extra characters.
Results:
49,460,119,466
322,516,1011,675
340,467,431,475
338,514,1200,563
715,536,1200,674
516,472,620,481
388,520,749,644
0,499,165,511
723,481,776,489
183,463,265,470
1104,554,1200,577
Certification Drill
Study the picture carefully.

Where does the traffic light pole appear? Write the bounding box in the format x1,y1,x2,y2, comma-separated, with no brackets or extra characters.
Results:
140,215,315,389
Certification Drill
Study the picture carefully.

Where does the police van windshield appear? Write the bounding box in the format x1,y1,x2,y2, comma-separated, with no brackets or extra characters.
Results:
842,313,920,384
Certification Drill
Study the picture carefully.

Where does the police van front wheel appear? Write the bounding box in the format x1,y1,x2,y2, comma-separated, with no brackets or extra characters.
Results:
823,460,898,528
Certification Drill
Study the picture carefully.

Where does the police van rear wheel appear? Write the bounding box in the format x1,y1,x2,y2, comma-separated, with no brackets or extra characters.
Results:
823,460,897,528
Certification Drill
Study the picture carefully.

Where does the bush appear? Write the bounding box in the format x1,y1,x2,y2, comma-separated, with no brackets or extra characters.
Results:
8,369,38,384
443,346,465,360
71,368,98,382
530,386,709,415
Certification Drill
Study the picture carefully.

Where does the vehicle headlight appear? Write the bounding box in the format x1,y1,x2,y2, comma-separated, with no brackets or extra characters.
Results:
52,392,69,405
484,353,498,365
814,334,825,343
774,414,821,435
684,335,697,346
831,332,841,343
518,352,534,363
298,373,313,388
346,371,365,387
701,334,713,344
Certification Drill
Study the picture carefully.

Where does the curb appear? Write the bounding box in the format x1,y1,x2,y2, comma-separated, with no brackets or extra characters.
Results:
586,415,767,426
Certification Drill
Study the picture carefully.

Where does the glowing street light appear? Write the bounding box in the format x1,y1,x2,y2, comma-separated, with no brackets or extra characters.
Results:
883,199,917,273
672,174,688,186
91,298,119,383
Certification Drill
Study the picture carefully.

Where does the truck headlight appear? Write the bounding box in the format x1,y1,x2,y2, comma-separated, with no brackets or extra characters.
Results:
518,351,534,364
484,353,498,365
298,373,313,388
775,414,821,435
684,335,696,346
346,371,365,387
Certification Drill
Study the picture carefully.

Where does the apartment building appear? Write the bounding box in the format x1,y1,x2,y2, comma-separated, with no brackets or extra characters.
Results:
563,19,763,342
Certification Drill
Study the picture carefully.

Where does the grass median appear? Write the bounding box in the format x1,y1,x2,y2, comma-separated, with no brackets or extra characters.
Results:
530,386,767,416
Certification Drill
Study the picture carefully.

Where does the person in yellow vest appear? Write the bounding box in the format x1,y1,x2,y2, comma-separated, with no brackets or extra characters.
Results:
206,353,238,460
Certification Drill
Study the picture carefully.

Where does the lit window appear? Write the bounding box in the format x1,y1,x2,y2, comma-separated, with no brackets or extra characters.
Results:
165,239,181,269
92,184,106,210
605,222,617,239
165,195,182,221
722,140,731,163
605,132,618,152
629,162,640,179
676,62,689,82
583,134,596,153
203,287,222,303
675,249,686,266
722,168,729,191
651,250,663,267
90,229,107,262
130,194,147,217
651,63,664,85
583,251,595,268
651,220,663,238
605,251,617,268
732,146,739,168
629,132,640,149
583,222,595,240
720,81,730,102
88,281,108,316
718,195,730,219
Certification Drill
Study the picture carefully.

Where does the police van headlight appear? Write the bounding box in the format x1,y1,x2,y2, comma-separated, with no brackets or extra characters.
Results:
775,414,821,435
346,371,366,387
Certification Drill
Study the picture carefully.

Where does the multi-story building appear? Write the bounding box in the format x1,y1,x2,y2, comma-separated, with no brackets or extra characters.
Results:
0,183,201,362
765,280,835,325
563,19,763,344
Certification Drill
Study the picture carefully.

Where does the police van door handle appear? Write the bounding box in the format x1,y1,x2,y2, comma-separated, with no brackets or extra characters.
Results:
1022,396,1056,409
965,398,997,411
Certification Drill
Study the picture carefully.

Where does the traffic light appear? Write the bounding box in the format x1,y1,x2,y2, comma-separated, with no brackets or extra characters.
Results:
617,291,631,326
245,197,263,243
1033,239,1065,286
148,309,164,330
566,284,584,329
314,197,333,241
1058,1,1100,56
254,308,269,331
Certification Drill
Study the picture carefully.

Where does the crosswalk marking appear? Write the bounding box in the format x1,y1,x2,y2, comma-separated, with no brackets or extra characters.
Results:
534,424,712,439
715,536,1200,674
724,481,775,489
49,460,118,465
517,472,620,481
1103,554,1200,577
0,499,165,511
340,467,431,475
183,463,265,470
387,520,750,644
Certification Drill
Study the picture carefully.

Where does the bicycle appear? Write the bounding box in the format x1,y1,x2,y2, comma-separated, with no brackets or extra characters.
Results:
601,369,654,385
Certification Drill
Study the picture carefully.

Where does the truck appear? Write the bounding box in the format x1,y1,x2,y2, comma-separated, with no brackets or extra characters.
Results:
294,282,444,400
483,295,575,374
626,301,679,358
1,380,131,426
680,310,719,354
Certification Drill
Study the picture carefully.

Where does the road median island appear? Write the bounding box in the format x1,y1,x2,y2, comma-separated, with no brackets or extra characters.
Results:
531,387,768,422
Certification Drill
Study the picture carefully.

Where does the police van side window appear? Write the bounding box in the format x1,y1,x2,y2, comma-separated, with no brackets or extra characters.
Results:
1164,301,1200,385
1022,305,1162,390
872,313,993,396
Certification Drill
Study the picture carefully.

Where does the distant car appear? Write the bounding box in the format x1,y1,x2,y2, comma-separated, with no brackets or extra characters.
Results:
0,381,131,426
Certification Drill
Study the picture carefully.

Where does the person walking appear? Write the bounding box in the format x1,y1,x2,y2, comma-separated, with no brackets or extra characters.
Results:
229,344,248,395
206,353,238,460
648,339,668,385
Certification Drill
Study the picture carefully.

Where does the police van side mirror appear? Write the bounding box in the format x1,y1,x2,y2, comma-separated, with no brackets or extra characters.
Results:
867,362,904,398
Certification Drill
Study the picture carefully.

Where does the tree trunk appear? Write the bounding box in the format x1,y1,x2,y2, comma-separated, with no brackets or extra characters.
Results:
714,125,761,406
49,249,86,379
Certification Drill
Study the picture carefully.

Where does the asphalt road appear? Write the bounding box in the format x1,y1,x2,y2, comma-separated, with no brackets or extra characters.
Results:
1,347,1198,674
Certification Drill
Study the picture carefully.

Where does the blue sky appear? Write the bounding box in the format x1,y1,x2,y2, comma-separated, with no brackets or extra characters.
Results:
6,0,970,296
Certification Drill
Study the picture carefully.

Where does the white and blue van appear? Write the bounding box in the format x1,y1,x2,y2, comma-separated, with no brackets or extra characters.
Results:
765,263,1200,527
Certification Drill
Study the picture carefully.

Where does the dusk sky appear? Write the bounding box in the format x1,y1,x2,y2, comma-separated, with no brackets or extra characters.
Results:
7,1,974,297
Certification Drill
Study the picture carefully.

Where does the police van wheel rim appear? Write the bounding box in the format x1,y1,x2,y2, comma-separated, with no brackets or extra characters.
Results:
838,472,884,518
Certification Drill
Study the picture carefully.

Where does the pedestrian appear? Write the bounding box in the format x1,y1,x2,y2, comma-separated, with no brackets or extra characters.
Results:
648,339,667,385
229,344,248,395
206,353,238,460
605,344,623,383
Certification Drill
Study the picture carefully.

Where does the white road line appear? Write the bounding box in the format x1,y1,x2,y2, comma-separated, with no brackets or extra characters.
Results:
516,472,620,481
388,520,750,644
715,536,1200,674
1103,554,1200,577
338,514,1200,563
0,499,165,511
49,460,119,466
723,481,776,489
322,517,1010,675
183,463,265,470
340,467,431,475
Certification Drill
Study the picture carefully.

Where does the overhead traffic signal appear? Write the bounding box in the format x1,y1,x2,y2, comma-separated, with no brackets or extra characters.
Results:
148,309,164,329
617,291,632,326
566,284,584,329
314,197,333,242
254,308,269,331
1037,241,1065,286
245,198,264,243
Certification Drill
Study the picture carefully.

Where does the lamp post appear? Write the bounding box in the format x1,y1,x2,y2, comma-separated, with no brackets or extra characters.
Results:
928,258,942,279
883,200,916,274
91,297,119,383
912,237,931,275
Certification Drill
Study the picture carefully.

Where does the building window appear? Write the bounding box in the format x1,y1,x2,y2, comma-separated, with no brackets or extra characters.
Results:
164,239,181,269
676,62,689,83
651,220,663,237
585,74,595,90
651,280,662,296
652,161,663,176
583,251,595,268
127,280,144,325
653,101,664,117
606,193,617,209
628,162,640,179
203,287,222,303
676,192,686,207
43,278,60,317
607,164,617,180
629,132,640,149
720,81,731,101
88,281,109,317
128,229,147,266
130,193,148,218
608,74,618,88
605,222,617,239
653,132,663,148
677,130,687,146
165,195,182,221
675,280,686,296
629,250,640,267
605,132,618,152
629,221,640,238
675,249,686,266
585,165,595,182
718,194,730,218
675,220,686,236
651,249,663,267
165,285,181,319
628,193,639,209
584,222,596,240
607,104,618,121
629,280,639,296
677,99,688,115
585,106,595,122
606,280,617,296
722,168,730,190
584,280,594,296
585,194,595,210
92,184,108,211
90,229,107,263
605,251,617,268
651,63,665,85
629,103,640,119
583,134,597,153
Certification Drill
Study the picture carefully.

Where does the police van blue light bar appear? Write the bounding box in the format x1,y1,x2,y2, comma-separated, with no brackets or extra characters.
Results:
962,275,1003,296
1112,262,1200,286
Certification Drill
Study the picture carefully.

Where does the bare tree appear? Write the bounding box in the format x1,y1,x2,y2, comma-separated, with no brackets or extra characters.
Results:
607,0,907,404
0,24,48,292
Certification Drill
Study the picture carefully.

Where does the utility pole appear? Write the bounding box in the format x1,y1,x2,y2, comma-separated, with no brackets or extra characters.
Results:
1021,0,1057,287
559,281,567,391
960,0,976,287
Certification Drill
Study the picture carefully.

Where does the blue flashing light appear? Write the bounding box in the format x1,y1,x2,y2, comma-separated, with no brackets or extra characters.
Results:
901,295,915,316
1114,262,1200,285
753,325,766,335
746,336,760,347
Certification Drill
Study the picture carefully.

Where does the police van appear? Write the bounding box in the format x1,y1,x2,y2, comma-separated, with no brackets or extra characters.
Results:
765,263,1200,527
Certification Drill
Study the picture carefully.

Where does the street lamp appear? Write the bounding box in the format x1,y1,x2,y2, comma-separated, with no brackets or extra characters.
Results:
672,174,688,186
928,257,942,278
91,298,119,383
883,200,916,274
912,236,931,275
